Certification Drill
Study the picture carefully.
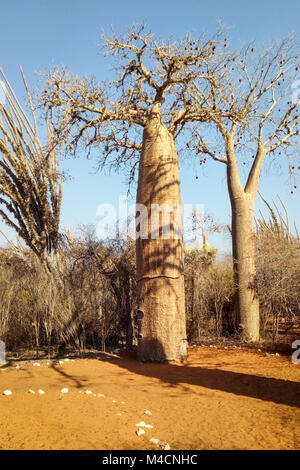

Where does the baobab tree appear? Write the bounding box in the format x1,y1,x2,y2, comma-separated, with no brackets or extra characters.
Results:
37,24,226,361
0,67,63,277
188,36,300,341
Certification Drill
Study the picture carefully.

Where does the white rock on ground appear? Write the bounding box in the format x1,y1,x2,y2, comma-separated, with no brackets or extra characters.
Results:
28,389,35,394
61,388,69,394
38,389,45,395
97,393,105,398
2,390,12,395
84,390,93,395
136,428,146,436
149,438,159,445
33,363,40,367
161,442,171,450
144,410,152,416
136,421,153,429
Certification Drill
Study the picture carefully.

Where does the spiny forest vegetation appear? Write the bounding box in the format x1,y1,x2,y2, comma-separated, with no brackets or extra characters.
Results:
0,25,299,360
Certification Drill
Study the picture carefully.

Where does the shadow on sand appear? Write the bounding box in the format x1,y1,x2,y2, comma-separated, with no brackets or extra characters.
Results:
106,347,300,409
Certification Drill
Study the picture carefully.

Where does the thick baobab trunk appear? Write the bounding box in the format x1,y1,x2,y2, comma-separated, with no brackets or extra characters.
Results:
135,104,187,362
230,193,260,341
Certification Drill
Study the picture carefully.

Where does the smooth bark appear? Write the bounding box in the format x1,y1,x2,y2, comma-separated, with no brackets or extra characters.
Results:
227,155,260,341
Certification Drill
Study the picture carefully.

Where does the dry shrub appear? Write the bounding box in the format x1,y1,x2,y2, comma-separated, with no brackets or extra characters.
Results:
256,198,300,339
1,198,299,354
185,246,234,342
0,230,136,356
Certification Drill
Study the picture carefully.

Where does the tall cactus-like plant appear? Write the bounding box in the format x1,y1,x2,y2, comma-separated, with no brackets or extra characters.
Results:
0,68,63,274
256,193,298,242
256,195,300,337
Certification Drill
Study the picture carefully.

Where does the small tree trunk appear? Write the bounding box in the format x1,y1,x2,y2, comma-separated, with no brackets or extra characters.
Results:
125,277,133,346
231,194,260,341
33,319,40,358
135,104,187,362
126,314,133,347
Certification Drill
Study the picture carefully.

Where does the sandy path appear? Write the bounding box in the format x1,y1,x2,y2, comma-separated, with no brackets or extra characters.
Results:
0,347,299,450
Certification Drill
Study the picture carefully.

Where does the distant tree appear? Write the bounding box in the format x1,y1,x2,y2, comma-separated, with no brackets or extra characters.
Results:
188,36,300,341
37,24,227,361
0,68,63,277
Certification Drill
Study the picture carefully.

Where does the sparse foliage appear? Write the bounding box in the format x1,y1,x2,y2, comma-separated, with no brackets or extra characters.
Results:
37,23,227,174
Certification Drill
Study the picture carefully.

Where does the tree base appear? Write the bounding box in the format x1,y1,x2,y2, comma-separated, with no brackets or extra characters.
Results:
136,275,188,363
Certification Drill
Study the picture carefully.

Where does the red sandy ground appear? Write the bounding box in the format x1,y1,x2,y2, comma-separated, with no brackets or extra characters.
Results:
0,346,299,450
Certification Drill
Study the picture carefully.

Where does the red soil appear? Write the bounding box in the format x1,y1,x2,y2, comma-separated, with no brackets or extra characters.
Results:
0,346,299,450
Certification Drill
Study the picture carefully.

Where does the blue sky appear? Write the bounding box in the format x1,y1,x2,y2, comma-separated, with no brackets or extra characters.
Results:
0,0,299,253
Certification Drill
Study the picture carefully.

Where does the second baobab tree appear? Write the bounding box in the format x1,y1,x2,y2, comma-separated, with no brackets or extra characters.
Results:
189,36,300,341
37,24,224,361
